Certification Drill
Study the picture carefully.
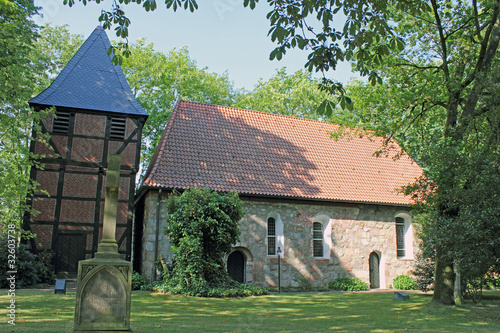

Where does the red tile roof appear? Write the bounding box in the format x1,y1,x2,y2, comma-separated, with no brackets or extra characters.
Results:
143,101,423,205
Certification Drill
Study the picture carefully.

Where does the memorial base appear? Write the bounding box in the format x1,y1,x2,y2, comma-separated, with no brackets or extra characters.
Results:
74,256,132,332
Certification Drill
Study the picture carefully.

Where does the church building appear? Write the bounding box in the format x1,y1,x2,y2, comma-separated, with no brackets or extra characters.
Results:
135,101,423,288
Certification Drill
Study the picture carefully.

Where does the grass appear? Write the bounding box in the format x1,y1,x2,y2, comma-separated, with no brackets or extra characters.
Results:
1,290,500,332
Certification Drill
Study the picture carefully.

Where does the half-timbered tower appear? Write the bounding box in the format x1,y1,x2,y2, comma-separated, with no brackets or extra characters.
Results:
26,26,148,277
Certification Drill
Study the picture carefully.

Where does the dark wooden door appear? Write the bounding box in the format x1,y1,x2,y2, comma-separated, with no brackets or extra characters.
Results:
369,252,380,289
56,234,85,275
227,251,245,283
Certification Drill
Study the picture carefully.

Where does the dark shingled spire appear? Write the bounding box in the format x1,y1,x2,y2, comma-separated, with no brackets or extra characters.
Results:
30,26,148,117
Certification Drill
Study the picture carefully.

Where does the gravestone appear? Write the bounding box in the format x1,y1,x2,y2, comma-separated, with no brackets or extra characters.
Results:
74,155,132,331
394,291,410,301
54,279,66,294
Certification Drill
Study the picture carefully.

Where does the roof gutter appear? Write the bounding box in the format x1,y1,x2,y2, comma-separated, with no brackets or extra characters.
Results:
135,185,412,208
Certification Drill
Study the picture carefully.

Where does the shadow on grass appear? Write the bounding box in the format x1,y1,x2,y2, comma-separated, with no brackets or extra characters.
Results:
2,290,500,332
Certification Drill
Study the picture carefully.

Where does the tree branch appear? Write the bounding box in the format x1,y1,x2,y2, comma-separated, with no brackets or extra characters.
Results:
430,0,449,80
461,4,500,128
462,1,500,89
391,63,441,71
473,0,482,40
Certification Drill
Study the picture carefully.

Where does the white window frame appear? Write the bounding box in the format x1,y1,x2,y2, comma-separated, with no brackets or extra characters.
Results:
312,213,332,259
312,222,324,257
267,212,284,257
394,212,413,259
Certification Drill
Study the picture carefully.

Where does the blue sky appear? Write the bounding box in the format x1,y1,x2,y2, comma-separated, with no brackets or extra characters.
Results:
34,0,359,90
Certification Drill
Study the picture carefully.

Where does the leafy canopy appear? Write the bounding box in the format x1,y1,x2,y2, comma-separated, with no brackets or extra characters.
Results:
0,0,53,231
235,67,334,119
336,0,500,304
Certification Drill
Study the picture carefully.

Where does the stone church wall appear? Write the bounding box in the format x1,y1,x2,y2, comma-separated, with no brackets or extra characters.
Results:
140,192,416,288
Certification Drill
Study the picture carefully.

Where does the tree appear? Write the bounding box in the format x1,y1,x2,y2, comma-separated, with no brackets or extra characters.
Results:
164,187,243,295
0,0,50,231
265,0,499,305
235,67,334,119
338,3,500,304
344,63,499,303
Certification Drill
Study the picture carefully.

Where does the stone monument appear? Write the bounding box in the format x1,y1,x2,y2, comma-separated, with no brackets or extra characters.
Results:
74,155,132,331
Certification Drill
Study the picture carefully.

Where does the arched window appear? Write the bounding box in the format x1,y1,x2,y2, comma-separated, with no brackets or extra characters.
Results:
396,217,406,258
267,213,284,257
267,217,276,256
395,213,413,259
312,213,332,259
313,222,323,257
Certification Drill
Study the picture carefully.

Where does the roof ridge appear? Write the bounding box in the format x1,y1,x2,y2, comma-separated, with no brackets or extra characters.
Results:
178,100,344,129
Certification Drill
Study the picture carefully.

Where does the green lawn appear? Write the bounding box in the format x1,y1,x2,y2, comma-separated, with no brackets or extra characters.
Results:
1,290,499,332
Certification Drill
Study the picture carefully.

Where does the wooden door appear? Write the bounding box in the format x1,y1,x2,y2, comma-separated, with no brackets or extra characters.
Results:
369,252,380,289
227,251,245,283
55,234,85,275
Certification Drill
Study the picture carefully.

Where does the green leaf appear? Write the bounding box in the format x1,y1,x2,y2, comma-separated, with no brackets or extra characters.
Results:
317,99,335,117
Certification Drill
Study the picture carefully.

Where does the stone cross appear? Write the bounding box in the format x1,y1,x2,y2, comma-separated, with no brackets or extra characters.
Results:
74,154,132,331
96,154,121,258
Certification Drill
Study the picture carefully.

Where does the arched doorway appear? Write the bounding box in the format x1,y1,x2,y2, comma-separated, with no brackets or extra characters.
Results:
227,251,246,283
369,252,380,289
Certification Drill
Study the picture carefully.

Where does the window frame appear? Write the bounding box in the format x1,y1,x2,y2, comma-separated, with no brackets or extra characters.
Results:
52,111,72,134
266,213,284,257
312,213,332,259
267,217,276,256
312,222,324,257
395,212,413,260
396,217,405,258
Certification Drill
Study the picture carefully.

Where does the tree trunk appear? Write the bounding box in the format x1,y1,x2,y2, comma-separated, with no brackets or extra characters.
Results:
454,261,463,305
433,247,455,305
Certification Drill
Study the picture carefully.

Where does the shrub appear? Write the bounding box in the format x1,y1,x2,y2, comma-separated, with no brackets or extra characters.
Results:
295,276,313,291
465,271,500,301
0,238,56,288
132,272,150,290
413,255,435,292
165,187,246,296
154,278,268,297
392,274,418,290
484,272,500,290
328,277,369,291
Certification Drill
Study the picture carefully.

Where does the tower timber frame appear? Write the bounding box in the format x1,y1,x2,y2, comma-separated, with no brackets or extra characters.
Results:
23,108,146,276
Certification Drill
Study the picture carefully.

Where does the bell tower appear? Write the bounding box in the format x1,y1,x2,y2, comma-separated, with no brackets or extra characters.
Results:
26,26,148,277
